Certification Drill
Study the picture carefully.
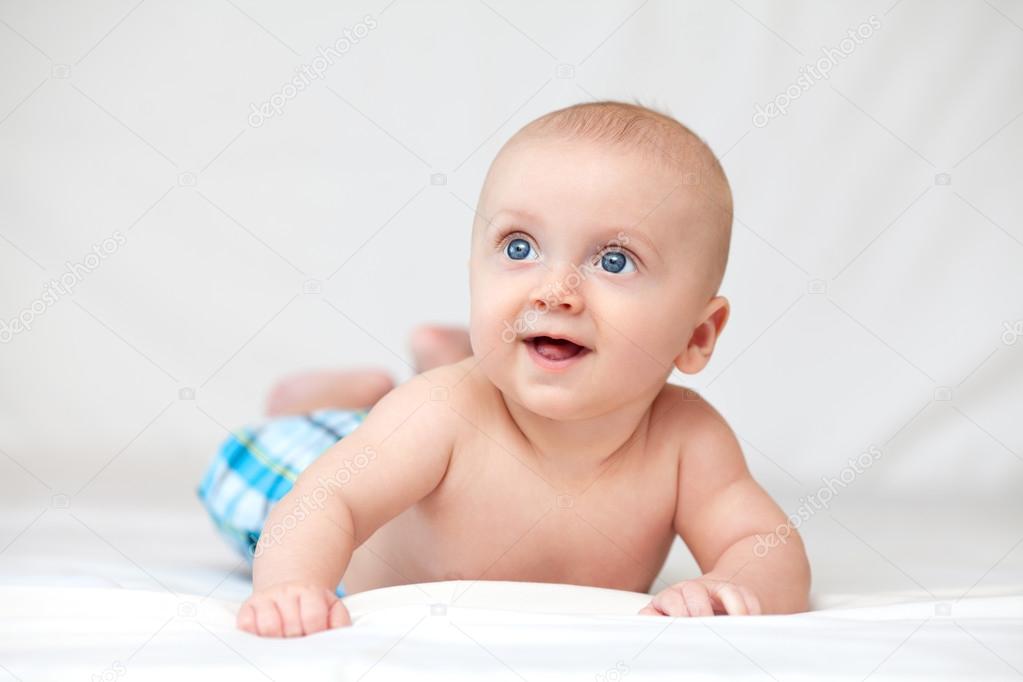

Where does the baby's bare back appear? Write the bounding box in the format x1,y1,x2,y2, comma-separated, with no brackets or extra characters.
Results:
342,360,686,595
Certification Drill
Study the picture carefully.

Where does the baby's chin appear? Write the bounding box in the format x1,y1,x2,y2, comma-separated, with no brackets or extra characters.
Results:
512,383,598,420
490,356,607,421
505,386,601,423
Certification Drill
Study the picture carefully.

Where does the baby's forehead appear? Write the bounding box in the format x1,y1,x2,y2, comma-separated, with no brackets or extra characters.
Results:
517,107,720,172
492,128,726,212
487,135,723,224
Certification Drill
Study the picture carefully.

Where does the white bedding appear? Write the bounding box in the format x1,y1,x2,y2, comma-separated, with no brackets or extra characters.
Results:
1,501,1020,680
2,583,1021,681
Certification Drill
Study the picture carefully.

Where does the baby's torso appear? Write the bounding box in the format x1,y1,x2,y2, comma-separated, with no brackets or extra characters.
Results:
343,376,691,595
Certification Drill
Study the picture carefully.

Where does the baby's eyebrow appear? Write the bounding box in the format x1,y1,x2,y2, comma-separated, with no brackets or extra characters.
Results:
613,229,657,256
591,227,660,268
486,208,540,231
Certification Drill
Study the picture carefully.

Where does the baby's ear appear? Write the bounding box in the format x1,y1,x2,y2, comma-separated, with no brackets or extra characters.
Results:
674,296,730,375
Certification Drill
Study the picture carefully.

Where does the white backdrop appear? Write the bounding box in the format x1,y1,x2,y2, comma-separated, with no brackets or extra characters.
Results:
1,0,1021,538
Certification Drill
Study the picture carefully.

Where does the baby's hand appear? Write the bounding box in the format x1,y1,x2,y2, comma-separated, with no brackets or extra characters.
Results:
639,576,761,617
237,582,351,637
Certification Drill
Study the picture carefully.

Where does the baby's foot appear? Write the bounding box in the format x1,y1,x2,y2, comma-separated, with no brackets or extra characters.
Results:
409,324,473,373
265,369,395,416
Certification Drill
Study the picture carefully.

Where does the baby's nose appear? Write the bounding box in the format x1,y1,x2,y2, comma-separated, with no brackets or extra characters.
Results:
530,262,585,313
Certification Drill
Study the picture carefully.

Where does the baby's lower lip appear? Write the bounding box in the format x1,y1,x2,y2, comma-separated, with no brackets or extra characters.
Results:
523,338,592,371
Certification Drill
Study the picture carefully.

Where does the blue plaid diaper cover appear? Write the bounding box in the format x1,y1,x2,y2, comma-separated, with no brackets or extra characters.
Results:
196,408,368,597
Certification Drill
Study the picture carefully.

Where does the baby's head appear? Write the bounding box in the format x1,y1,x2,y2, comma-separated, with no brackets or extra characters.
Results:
467,101,733,419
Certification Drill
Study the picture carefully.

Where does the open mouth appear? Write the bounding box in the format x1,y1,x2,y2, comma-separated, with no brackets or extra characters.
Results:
525,335,590,362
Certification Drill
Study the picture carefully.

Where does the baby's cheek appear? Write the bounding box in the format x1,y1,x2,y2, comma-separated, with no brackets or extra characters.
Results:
603,320,679,381
467,307,507,360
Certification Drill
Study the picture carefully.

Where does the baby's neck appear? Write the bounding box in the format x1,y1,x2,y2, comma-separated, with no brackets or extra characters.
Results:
499,387,659,488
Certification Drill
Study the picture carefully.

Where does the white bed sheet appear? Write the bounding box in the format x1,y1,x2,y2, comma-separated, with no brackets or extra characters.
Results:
1,499,1020,680
2,583,1021,681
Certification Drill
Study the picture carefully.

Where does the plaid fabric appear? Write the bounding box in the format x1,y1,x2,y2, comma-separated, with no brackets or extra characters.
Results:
196,407,368,596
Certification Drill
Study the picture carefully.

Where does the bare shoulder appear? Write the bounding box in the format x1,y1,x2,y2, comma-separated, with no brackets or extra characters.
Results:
417,355,485,391
301,358,477,542
350,360,468,445
368,356,495,432
650,384,747,480
648,383,729,438
423,355,501,418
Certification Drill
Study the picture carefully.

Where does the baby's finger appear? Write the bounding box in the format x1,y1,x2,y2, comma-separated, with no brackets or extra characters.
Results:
327,592,352,628
298,589,329,634
713,584,749,615
276,593,303,637
254,601,283,637
679,581,714,617
738,586,762,615
652,587,690,617
638,603,661,616
236,603,257,633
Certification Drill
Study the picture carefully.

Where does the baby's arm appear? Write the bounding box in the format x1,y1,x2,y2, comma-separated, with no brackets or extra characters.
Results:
237,372,456,637
642,399,810,617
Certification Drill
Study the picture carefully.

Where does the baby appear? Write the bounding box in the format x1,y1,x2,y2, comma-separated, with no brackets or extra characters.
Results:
201,101,810,637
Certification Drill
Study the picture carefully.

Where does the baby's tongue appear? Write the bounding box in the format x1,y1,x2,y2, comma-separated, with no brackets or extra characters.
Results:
533,337,583,361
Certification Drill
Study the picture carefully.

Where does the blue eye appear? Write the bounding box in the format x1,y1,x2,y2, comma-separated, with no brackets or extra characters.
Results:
506,237,534,261
599,249,635,274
